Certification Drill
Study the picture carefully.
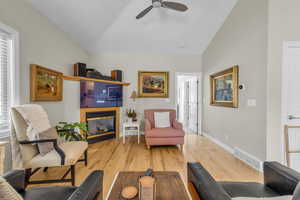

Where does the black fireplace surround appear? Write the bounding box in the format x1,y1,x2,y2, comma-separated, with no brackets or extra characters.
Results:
86,111,116,143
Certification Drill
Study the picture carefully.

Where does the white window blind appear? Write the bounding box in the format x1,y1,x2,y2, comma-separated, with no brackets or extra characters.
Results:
0,30,12,137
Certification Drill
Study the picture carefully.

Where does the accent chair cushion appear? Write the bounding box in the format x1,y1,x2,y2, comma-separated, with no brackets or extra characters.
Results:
219,182,280,198
26,141,88,168
154,112,170,128
20,186,76,200
37,128,59,156
146,127,185,138
0,177,23,200
232,196,292,200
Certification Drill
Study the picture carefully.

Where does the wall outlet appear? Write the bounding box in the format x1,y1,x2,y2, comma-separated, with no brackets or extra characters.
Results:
247,99,257,107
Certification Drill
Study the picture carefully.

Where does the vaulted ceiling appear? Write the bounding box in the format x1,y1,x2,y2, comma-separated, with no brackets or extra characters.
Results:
26,0,237,55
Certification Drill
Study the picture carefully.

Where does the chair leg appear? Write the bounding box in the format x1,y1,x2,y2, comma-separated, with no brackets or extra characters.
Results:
71,165,75,186
84,150,88,166
43,167,48,172
25,169,31,188
147,145,150,150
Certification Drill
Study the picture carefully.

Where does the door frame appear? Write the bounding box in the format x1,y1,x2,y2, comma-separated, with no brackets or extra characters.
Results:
281,41,300,164
175,72,202,135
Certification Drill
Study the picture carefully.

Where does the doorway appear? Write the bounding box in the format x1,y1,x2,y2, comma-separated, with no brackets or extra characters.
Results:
176,73,201,135
282,41,300,171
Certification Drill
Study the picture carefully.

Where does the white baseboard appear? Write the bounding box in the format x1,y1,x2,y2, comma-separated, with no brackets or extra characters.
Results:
202,132,263,172
202,132,234,154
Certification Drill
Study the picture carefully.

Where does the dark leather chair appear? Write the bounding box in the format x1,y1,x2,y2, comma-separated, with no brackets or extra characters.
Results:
2,170,103,200
188,162,300,200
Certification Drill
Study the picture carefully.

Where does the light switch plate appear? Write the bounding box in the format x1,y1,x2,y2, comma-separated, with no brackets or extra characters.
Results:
247,99,257,107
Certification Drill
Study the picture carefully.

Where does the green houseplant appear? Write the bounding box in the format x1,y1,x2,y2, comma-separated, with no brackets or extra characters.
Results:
56,122,88,141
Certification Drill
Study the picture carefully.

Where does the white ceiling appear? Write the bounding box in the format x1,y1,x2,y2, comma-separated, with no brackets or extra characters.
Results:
27,0,237,55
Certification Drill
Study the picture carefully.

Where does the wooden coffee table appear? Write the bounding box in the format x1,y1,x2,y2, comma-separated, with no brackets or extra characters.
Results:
106,171,191,200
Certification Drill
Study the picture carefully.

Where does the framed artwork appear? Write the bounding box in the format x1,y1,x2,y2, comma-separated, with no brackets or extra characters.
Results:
30,64,63,101
138,71,169,98
210,66,239,108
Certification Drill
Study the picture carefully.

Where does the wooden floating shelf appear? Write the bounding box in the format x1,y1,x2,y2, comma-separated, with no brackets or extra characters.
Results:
63,75,130,86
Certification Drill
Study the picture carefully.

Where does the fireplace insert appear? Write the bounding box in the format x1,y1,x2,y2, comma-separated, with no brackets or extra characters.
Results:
86,111,116,143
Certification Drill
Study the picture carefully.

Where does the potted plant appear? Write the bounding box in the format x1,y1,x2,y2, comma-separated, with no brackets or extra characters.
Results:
126,109,137,122
56,122,88,141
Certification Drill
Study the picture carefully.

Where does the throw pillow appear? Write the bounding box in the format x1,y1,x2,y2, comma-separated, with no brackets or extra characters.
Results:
0,177,23,200
233,196,292,200
37,127,59,156
154,112,170,128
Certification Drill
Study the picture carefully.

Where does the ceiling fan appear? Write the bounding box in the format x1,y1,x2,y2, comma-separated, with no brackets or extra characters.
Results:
136,0,188,19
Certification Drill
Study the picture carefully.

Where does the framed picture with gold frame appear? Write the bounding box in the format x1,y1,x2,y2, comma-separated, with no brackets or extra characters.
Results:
138,71,169,98
30,64,63,101
210,66,239,108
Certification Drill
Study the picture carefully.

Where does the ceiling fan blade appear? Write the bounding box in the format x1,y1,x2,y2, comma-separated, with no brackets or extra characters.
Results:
136,5,154,19
162,1,188,12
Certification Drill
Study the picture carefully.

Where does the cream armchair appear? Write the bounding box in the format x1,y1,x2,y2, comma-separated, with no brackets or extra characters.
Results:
10,105,88,186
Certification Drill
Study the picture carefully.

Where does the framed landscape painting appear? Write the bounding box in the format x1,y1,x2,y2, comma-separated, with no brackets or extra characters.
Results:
138,71,169,98
210,66,239,108
30,64,63,101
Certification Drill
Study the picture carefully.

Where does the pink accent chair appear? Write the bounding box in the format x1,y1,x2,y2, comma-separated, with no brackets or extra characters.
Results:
144,109,185,150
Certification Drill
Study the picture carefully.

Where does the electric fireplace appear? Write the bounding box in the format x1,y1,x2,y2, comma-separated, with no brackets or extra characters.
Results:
81,107,120,143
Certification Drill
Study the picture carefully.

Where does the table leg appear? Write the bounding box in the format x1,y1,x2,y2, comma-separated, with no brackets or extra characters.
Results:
123,125,126,144
138,126,140,144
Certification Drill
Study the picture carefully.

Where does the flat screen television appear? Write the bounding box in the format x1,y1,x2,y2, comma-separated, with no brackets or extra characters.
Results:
80,81,123,108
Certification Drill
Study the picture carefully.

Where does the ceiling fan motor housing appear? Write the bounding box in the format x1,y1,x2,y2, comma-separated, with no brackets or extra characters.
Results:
152,0,162,7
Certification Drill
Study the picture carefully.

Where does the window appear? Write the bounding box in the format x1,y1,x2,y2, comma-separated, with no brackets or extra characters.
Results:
0,24,19,138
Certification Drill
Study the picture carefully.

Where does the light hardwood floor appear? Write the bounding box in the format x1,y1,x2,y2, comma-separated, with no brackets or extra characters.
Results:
31,134,262,199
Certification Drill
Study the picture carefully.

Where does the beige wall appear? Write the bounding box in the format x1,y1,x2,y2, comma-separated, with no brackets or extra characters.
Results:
0,0,88,125
202,0,268,161
89,52,202,121
267,0,300,162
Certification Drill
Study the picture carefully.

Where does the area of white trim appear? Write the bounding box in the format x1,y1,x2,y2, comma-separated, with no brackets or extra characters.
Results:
202,132,263,172
280,41,300,165
175,72,202,136
202,132,234,154
0,22,20,139
0,22,20,106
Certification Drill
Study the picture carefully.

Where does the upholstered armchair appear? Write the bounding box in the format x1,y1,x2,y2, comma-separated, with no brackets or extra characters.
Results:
2,170,103,200
10,104,88,186
144,109,185,150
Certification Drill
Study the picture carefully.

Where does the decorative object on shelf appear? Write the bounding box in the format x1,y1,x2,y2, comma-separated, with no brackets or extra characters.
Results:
74,62,87,77
130,90,138,102
63,75,130,86
121,186,138,199
56,122,87,141
126,109,137,122
30,64,63,101
138,71,169,98
86,68,115,81
111,70,123,81
210,65,239,108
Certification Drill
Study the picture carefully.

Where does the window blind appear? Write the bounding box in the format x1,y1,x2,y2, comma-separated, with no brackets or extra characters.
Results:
0,30,11,137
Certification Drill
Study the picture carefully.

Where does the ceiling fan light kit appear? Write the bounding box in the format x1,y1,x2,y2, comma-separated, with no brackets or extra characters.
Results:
136,0,188,19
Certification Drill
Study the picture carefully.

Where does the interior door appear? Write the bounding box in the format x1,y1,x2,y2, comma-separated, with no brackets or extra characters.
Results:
282,41,300,171
188,77,199,133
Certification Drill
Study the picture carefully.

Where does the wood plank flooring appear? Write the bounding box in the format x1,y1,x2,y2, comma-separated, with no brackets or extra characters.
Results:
31,134,262,199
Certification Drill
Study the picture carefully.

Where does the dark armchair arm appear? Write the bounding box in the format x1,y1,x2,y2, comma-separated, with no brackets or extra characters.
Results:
188,162,231,200
19,139,65,165
68,170,104,200
264,161,300,195
2,170,25,192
